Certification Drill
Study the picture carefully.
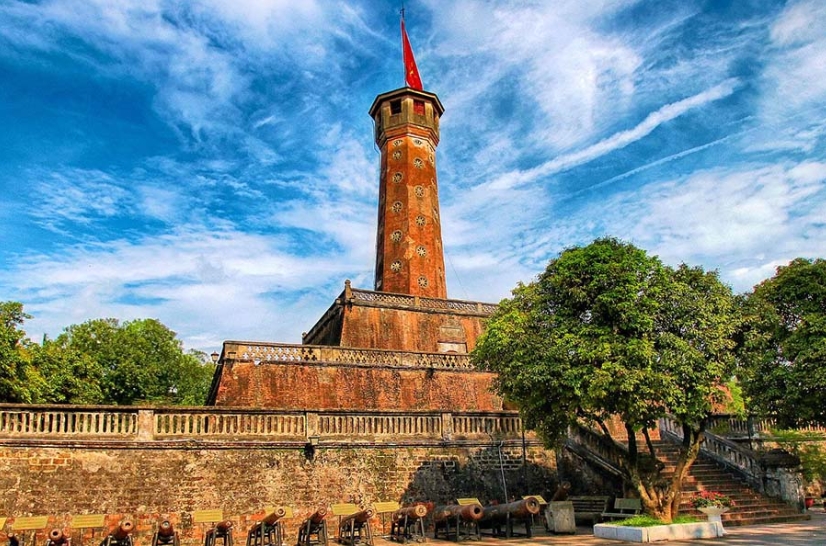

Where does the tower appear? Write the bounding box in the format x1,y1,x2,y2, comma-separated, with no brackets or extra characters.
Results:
370,87,447,299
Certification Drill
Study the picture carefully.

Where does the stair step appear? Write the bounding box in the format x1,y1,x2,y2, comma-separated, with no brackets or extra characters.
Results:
583,439,810,526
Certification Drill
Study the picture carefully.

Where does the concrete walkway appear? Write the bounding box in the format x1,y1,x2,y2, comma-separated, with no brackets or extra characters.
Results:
376,509,825,545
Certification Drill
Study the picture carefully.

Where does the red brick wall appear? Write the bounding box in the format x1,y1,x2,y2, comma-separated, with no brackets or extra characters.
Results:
339,305,487,353
0,443,558,546
211,362,502,411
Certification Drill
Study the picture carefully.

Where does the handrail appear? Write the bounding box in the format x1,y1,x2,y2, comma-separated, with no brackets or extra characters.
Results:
565,423,627,478
706,414,826,437
0,405,531,445
659,415,772,496
350,288,498,315
219,342,477,370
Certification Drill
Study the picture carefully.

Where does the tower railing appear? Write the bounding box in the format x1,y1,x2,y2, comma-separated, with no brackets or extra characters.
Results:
220,341,479,370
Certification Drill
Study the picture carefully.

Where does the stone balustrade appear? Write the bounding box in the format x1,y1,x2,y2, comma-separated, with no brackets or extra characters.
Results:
350,288,498,315
706,414,826,438
0,404,531,446
221,341,477,370
564,423,627,477
660,415,762,479
659,415,805,507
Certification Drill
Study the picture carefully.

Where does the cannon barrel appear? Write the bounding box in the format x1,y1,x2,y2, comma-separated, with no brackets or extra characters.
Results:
111,521,134,540
49,530,69,546
392,505,428,522
308,508,327,525
481,498,540,521
215,521,233,534
157,521,176,538
261,507,287,526
432,504,483,523
340,509,374,525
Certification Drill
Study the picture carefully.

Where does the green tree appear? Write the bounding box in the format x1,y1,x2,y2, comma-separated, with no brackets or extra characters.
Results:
57,318,214,405
738,258,826,427
0,304,214,406
473,238,738,522
30,337,106,405
0,301,37,402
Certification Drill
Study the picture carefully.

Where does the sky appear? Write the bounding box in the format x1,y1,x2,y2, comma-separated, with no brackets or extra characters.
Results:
1,0,825,353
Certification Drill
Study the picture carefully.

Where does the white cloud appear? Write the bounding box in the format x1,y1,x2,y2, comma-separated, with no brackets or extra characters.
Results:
484,79,739,191
754,0,826,152
29,169,132,230
3,226,356,349
552,161,826,292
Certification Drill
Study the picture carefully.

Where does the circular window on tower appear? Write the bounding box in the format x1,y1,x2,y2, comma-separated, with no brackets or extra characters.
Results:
393,139,403,148
413,138,423,146
413,158,424,169
393,150,402,161
416,215,426,226
392,201,403,213
415,185,425,198
392,172,403,183
416,245,427,257
390,230,402,243
391,260,402,273
418,276,429,288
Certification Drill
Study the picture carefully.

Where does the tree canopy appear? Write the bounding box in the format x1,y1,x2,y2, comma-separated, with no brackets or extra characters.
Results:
738,258,826,427
0,303,214,406
473,238,738,521
0,301,38,402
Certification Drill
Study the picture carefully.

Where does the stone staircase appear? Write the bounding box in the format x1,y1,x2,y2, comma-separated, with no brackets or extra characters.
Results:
652,441,809,526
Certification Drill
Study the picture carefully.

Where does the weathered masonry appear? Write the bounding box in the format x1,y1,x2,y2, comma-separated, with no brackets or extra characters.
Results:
0,404,558,544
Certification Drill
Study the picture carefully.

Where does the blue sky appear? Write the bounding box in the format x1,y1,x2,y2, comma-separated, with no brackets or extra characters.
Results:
1,0,825,353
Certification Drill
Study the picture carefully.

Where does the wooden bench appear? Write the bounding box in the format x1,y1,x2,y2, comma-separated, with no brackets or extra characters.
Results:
601,498,642,521
568,496,610,525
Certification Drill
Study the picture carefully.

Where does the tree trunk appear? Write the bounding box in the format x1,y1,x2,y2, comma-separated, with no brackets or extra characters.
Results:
629,424,706,523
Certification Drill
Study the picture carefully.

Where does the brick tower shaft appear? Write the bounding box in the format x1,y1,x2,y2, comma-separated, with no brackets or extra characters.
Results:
370,88,447,299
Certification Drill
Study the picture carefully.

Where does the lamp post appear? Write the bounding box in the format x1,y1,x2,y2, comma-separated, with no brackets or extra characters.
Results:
211,351,219,364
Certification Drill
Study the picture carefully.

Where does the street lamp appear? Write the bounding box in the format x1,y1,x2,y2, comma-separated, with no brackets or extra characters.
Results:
211,351,219,364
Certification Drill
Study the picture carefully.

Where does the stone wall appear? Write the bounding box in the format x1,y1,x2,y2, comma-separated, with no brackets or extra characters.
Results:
300,286,495,354
208,343,502,411
337,298,489,353
0,406,560,546
211,360,501,410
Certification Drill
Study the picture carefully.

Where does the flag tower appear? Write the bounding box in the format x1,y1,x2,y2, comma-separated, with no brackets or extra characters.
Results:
369,13,447,299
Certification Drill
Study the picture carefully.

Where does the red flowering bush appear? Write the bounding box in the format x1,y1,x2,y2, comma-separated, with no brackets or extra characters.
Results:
691,491,735,508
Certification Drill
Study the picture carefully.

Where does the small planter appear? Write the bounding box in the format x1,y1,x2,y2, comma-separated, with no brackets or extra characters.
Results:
594,522,724,543
698,506,729,534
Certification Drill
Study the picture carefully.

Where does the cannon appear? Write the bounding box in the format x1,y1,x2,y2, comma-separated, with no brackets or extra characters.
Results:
47,530,70,546
296,509,327,546
389,505,428,544
338,509,373,546
432,504,483,542
478,499,540,538
151,521,179,546
204,521,233,546
101,521,133,546
247,508,287,546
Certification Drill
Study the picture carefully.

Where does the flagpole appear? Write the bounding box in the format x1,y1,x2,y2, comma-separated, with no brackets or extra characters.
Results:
400,5,405,87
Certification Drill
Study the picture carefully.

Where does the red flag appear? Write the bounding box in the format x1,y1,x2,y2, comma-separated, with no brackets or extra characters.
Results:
401,19,423,90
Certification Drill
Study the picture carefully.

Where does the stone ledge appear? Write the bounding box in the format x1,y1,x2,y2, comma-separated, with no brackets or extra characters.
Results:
594,521,723,542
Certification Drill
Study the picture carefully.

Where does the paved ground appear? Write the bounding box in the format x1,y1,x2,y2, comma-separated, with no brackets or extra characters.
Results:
375,509,826,545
